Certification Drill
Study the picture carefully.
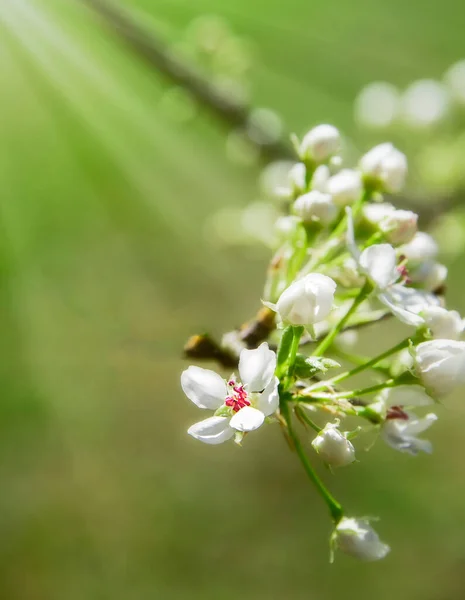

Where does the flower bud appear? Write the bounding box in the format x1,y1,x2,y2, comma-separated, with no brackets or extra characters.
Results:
379,209,418,244
274,215,301,240
288,162,307,196
422,306,464,340
274,273,337,325
293,191,338,225
399,232,438,265
312,422,355,467
414,339,465,397
360,142,408,192
299,124,341,163
363,202,395,225
326,169,363,206
332,517,390,562
411,261,447,292
311,164,331,192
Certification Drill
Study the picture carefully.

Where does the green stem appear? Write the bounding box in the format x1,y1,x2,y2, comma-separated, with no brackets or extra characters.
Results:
281,401,343,523
286,326,304,385
295,405,322,433
313,281,372,357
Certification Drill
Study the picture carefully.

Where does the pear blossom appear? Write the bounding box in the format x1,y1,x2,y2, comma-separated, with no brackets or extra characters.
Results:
400,232,438,265
363,202,395,225
376,386,437,455
422,306,464,340
299,124,341,163
288,162,307,196
312,164,331,192
346,208,437,326
181,343,279,444
268,273,337,326
360,142,407,192
332,517,390,561
326,169,363,206
414,339,465,398
410,260,447,292
293,191,338,225
312,421,356,467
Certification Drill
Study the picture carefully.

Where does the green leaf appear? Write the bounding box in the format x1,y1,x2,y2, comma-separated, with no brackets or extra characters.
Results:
294,355,341,379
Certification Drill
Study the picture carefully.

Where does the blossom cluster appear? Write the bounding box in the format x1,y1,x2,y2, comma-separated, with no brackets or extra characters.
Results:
181,124,465,562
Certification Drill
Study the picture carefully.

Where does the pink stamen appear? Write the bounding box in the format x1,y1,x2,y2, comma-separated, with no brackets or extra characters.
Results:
225,382,251,412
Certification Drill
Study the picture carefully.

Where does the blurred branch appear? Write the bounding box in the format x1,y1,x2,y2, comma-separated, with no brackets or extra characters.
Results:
78,0,293,162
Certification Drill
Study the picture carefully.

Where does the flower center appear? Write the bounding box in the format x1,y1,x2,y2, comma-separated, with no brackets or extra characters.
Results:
225,380,251,412
386,405,409,420
396,255,412,285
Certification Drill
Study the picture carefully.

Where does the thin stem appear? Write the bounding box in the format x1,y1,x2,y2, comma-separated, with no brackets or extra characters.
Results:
295,405,322,433
286,326,304,384
281,401,343,523
313,281,372,357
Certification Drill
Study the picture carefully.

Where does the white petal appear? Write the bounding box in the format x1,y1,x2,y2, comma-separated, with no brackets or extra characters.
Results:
181,366,227,409
239,342,276,392
187,416,235,445
382,385,434,408
256,377,280,417
229,406,265,432
360,244,398,289
378,291,425,326
398,412,438,436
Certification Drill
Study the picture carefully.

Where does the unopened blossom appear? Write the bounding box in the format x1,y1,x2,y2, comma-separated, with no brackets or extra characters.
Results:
268,273,337,326
326,169,363,206
410,260,447,293
181,343,279,444
414,340,465,398
312,421,356,467
311,164,331,192
360,142,407,193
332,517,390,562
288,162,306,196
363,202,395,225
400,232,438,265
346,208,437,326
299,124,341,163
422,306,464,340
293,191,338,225
379,209,418,245
377,386,437,455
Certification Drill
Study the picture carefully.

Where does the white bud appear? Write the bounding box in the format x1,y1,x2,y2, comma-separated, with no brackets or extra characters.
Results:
293,191,338,225
274,215,300,240
288,162,307,196
312,422,355,467
335,257,365,288
299,124,341,163
379,209,418,245
326,169,363,206
411,260,447,292
400,232,438,265
311,165,331,192
414,339,465,398
332,517,390,562
360,143,408,192
274,273,337,325
363,202,395,225
422,306,464,340
400,80,449,129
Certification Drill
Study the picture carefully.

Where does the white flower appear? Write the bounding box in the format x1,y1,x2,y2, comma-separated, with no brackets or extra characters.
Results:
181,343,279,444
312,421,356,467
268,273,337,326
414,340,465,398
299,124,341,163
377,386,436,455
293,191,338,225
275,215,301,240
363,202,395,225
360,143,407,192
346,208,437,326
400,232,438,265
332,517,390,561
379,209,418,245
326,169,363,206
422,306,464,340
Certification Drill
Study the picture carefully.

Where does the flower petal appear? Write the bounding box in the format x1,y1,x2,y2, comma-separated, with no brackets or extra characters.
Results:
187,416,234,445
359,244,398,289
256,377,280,417
181,366,227,410
378,291,425,326
381,385,434,408
239,342,276,392
229,406,265,432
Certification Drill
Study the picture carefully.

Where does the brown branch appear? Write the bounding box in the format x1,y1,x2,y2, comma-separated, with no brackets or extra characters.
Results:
78,0,293,163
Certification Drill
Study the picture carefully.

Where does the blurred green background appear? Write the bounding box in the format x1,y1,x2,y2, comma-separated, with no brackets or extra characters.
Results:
1,0,465,598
